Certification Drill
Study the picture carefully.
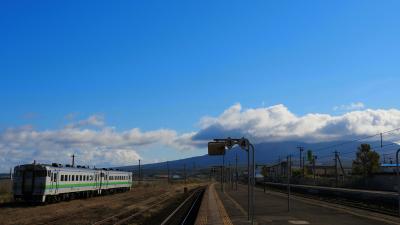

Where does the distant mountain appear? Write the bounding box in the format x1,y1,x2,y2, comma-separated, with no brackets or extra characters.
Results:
117,140,398,172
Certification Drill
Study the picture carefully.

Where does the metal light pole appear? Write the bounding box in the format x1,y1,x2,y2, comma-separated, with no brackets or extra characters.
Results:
250,143,255,224
208,137,255,224
396,148,400,216
247,144,250,221
222,154,225,192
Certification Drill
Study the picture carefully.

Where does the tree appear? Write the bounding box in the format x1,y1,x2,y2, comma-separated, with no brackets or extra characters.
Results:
352,144,380,176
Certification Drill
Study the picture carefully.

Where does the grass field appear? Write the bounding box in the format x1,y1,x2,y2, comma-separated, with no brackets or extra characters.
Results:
0,179,12,203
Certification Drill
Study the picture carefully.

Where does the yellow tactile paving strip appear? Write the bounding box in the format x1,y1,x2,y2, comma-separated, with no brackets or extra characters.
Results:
213,184,234,225
194,186,209,225
194,183,233,225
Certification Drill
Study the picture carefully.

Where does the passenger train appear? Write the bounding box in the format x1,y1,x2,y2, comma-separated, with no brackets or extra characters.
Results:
13,163,133,203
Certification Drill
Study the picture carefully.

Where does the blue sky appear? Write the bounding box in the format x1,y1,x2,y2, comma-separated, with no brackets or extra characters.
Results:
1,1,400,170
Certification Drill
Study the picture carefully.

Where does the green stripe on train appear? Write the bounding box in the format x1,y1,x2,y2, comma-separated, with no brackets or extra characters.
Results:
45,181,132,189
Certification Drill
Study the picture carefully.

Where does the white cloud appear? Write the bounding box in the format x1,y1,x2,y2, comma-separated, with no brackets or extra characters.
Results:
3,104,400,172
193,103,400,143
0,116,197,171
333,102,365,111
65,114,105,128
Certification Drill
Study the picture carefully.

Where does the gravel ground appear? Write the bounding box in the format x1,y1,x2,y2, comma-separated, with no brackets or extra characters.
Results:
0,182,203,225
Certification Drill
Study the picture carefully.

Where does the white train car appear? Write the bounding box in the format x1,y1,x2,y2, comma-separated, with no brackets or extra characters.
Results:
13,163,133,203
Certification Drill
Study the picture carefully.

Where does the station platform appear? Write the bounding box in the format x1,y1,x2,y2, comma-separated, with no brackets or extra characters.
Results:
199,183,400,225
195,183,234,225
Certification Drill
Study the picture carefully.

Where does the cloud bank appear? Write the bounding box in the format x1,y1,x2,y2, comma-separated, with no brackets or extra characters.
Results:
2,103,400,171
193,103,400,143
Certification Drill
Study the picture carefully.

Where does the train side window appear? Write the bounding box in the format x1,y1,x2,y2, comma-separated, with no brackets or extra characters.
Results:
68,175,71,181
53,173,57,182
61,175,64,181
87,175,89,181
72,175,75,181
80,175,82,181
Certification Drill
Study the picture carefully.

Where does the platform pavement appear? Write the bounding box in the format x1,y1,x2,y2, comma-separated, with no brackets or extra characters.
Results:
215,183,400,225
194,183,234,225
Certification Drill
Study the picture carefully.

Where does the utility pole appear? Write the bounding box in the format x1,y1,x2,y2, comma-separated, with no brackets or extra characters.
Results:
228,161,233,189
287,155,291,212
138,159,141,183
71,154,76,167
337,153,346,182
193,161,196,178
167,161,170,184
312,156,316,185
334,151,338,187
184,164,187,185
297,146,304,176
235,152,238,191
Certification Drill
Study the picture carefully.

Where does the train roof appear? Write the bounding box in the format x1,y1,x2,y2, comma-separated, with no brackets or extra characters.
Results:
15,163,131,173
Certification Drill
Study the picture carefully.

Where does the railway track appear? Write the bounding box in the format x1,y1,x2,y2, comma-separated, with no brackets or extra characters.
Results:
161,186,205,225
92,185,206,225
92,192,171,225
256,182,398,216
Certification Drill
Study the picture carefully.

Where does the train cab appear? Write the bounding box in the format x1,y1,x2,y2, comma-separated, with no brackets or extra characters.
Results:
13,164,48,202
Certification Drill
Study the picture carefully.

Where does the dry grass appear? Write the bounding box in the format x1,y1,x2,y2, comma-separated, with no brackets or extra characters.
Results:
0,179,12,203
0,181,207,225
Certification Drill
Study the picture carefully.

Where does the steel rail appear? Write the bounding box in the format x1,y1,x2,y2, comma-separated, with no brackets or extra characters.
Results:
160,187,205,225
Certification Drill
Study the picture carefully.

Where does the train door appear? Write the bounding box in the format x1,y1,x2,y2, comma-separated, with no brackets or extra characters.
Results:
99,172,104,194
22,168,34,196
50,171,54,192
54,172,59,194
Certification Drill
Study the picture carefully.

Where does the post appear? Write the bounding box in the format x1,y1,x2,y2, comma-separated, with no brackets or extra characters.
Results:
247,145,250,221
184,164,187,185
396,148,400,216
381,133,383,148
167,161,170,184
71,154,75,167
222,154,225,192
313,156,316,185
251,144,255,224
297,147,304,176
230,164,233,189
193,161,196,178
287,155,291,212
337,153,346,182
264,172,266,193
235,152,238,191
334,151,338,187
138,159,141,183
